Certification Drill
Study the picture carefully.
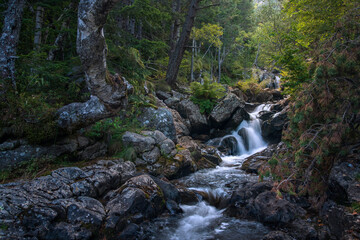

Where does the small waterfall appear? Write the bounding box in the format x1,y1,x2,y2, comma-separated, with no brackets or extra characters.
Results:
219,104,271,156
275,76,280,89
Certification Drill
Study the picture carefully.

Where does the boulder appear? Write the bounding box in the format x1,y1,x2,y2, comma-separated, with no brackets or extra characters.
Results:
241,145,276,173
224,108,250,129
164,97,180,108
258,111,275,121
57,95,111,132
122,131,156,153
105,175,165,232
210,93,245,127
262,231,292,240
163,149,197,179
261,106,288,144
328,160,360,204
178,136,199,152
137,107,177,143
238,128,250,151
156,91,171,101
255,90,273,103
176,99,209,134
170,109,190,137
142,147,161,164
160,139,176,156
218,136,239,155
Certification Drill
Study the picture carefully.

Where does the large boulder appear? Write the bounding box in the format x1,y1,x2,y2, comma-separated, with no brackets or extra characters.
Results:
122,131,156,153
0,160,136,239
261,106,289,144
175,99,209,134
210,93,245,127
224,108,250,129
218,136,239,155
137,107,177,143
57,95,111,132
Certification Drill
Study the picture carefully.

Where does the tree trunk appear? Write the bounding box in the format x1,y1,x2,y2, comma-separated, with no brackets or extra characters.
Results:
190,38,195,82
77,0,129,109
0,0,26,91
218,45,221,83
254,43,261,67
169,0,181,56
34,5,44,50
166,0,202,86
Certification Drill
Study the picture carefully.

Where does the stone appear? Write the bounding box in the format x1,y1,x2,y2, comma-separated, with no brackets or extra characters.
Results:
138,107,177,143
170,109,190,137
66,197,105,227
164,97,180,108
43,222,92,240
122,131,156,153
78,141,107,160
141,130,167,144
156,90,171,100
118,223,140,240
255,90,273,103
261,106,289,144
176,99,209,134
56,95,111,132
328,161,360,204
238,128,250,151
218,136,239,155
160,139,176,156
178,136,199,152
210,93,245,127
142,147,161,164
262,231,292,240
224,108,250,129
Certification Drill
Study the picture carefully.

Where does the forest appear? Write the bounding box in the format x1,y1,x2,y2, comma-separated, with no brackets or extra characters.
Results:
0,0,359,239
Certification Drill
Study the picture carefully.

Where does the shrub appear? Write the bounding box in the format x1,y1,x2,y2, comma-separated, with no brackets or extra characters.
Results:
190,78,225,114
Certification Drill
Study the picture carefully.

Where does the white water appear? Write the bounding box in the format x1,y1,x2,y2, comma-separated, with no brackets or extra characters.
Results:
220,104,271,156
275,76,281,89
145,104,272,240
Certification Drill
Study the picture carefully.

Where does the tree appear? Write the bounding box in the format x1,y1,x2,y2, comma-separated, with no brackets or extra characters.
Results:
77,0,129,109
166,0,202,86
0,0,26,91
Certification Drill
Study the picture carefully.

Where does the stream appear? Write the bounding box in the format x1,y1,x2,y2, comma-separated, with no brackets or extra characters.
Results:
142,104,272,240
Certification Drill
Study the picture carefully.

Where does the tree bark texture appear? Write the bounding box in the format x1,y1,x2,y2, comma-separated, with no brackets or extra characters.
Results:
34,6,44,50
166,0,202,86
169,0,181,56
0,0,26,90
77,0,129,109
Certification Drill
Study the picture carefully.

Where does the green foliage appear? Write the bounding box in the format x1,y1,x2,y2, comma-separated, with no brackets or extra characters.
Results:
190,78,226,114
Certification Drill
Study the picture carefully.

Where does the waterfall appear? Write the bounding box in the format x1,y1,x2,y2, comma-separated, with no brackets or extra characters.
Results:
275,76,280,89
219,104,271,156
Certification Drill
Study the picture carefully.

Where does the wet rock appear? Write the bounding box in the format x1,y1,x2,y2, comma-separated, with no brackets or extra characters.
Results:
255,90,273,103
287,219,318,240
138,107,177,143
238,128,250,151
164,150,197,179
241,145,276,173
176,99,209,134
210,93,245,127
166,200,183,215
261,106,288,144
57,95,111,132
224,108,250,129
259,111,275,121
66,197,105,227
122,131,156,153
219,136,239,155
150,176,180,201
118,223,140,240
262,231,292,240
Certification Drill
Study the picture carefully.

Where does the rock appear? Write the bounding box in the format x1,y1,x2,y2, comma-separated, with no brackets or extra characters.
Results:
78,141,107,160
255,90,273,103
171,90,187,100
259,111,275,121
170,109,190,137
218,136,239,155
241,145,276,173
176,99,209,134
0,160,136,239
138,107,177,143
262,231,292,240
238,128,250,151
160,139,176,156
141,130,167,144
287,219,318,240
118,223,140,240
271,90,283,101
164,97,180,108
230,87,248,102
0,139,22,151
261,106,288,144
156,91,171,100
142,147,161,164
166,200,183,215
150,176,180,201
105,175,165,232
163,150,196,179
210,93,245,127
320,201,360,240
43,222,92,240
253,191,306,224
57,95,111,132
122,131,156,153
178,136,199,152
328,161,360,204
223,108,250,130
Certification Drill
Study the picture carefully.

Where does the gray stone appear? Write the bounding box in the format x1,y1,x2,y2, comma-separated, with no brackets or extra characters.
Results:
67,197,105,227
210,93,245,126
164,97,180,108
156,91,171,100
122,131,156,153
176,99,209,134
142,147,161,164
56,95,111,132
141,130,167,144
78,141,107,160
138,107,177,143
160,139,176,156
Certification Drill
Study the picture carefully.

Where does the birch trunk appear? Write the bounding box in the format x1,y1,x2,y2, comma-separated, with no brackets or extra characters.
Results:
0,0,26,91
34,6,44,50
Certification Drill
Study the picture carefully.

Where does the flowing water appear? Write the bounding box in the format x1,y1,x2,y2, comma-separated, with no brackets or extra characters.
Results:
142,104,272,240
